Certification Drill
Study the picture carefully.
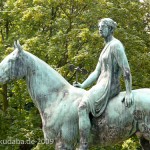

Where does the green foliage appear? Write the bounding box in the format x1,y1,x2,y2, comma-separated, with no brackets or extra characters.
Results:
122,137,141,150
0,0,149,149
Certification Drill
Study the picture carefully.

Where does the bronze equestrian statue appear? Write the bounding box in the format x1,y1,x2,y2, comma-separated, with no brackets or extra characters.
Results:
0,19,149,150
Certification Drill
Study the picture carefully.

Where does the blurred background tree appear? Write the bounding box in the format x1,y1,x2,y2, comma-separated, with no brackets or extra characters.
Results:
0,0,149,149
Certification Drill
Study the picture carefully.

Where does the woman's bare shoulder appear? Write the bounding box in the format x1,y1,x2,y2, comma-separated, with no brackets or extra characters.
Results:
110,38,124,49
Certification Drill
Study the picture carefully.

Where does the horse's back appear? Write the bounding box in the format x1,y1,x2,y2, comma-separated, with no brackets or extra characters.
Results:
107,88,150,113
132,88,150,107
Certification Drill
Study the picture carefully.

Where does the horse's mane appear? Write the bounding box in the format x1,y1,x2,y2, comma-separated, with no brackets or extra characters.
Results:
24,50,71,87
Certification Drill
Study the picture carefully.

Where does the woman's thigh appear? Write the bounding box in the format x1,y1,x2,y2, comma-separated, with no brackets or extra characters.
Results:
80,83,107,107
87,83,107,100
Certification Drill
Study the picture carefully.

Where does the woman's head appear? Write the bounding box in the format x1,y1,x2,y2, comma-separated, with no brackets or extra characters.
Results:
98,18,117,37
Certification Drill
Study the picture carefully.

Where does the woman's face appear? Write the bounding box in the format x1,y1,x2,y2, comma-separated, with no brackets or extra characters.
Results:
98,21,111,38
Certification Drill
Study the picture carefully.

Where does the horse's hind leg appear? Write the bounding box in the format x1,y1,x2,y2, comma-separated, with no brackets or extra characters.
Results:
55,139,74,150
140,137,150,150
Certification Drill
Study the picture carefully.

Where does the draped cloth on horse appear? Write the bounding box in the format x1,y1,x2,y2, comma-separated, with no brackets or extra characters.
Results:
86,38,129,117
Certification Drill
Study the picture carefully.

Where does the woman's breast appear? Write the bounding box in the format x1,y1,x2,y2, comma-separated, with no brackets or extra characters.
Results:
98,48,120,83
97,71,110,85
100,51,111,73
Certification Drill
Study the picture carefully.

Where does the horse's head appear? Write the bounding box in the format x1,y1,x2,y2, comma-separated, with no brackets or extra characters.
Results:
0,41,26,84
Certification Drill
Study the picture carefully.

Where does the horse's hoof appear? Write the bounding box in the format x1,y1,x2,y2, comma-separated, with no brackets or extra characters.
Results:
78,148,88,150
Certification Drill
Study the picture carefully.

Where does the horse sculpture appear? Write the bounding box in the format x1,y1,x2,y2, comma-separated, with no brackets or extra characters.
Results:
0,41,150,150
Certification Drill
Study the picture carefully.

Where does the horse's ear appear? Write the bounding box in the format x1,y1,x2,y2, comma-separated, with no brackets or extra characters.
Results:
16,40,23,53
14,41,17,49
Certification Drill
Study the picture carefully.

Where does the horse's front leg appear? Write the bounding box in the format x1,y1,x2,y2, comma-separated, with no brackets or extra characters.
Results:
78,100,91,150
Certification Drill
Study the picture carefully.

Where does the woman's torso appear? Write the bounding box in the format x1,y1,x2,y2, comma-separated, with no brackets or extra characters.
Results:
97,39,122,97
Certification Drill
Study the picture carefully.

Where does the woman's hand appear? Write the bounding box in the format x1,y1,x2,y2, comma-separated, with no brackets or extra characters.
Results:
73,82,83,88
124,92,133,107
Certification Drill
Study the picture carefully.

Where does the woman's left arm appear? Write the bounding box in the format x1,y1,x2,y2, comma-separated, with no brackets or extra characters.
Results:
112,42,133,107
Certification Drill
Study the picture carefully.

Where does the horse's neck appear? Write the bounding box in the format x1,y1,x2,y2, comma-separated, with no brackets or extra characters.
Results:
24,52,71,111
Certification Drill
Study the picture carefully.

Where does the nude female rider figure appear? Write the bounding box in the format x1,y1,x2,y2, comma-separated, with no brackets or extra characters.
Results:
74,18,133,150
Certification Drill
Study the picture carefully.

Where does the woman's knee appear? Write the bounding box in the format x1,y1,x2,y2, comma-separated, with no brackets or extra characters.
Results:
78,101,87,111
